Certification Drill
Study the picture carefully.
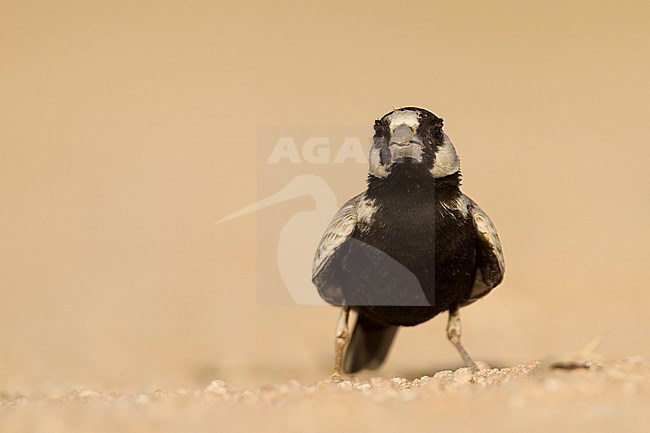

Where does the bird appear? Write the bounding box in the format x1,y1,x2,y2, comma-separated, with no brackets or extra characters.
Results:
312,107,505,378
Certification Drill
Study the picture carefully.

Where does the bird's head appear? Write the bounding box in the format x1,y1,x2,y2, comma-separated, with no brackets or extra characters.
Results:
369,107,460,179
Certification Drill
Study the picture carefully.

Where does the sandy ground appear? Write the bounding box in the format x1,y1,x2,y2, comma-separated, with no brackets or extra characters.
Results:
2,358,649,433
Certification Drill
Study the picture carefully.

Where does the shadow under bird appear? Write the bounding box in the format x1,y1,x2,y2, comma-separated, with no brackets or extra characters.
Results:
312,107,505,378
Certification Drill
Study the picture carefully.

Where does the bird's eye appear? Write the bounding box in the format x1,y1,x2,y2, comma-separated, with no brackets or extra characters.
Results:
373,123,389,148
428,120,444,138
373,121,389,139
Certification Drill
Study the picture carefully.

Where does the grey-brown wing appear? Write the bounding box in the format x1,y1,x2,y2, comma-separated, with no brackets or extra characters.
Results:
312,192,365,305
462,195,505,305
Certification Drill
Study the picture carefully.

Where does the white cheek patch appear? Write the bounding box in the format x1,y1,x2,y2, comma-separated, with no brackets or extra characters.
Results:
369,146,390,177
430,133,461,178
385,110,420,133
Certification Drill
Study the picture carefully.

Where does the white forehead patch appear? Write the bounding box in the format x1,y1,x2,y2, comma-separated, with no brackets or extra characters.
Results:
385,110,420,132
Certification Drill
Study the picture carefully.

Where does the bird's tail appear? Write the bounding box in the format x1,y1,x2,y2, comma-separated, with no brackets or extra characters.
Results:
343,314,398,373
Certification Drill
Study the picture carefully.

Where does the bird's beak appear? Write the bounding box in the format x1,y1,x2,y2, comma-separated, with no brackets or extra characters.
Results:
389,124,423,163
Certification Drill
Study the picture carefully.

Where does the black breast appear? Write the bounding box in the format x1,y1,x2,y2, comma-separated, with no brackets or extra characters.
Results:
341,170,477,326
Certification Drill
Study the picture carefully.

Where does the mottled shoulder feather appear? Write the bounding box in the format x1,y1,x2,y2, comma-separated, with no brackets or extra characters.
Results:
312,192,365,281
464,195,505,304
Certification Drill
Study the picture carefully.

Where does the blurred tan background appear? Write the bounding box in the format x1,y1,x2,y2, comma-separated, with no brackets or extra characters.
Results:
1,1,649,393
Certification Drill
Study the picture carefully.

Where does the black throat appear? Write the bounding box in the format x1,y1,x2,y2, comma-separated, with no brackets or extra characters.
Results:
367,166,462,202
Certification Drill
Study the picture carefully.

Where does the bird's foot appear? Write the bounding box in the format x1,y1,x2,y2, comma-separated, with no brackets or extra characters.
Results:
466,359,479,373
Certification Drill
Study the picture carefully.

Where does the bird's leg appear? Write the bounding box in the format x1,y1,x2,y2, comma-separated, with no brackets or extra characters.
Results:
331,306,350,381
446,306,479,371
